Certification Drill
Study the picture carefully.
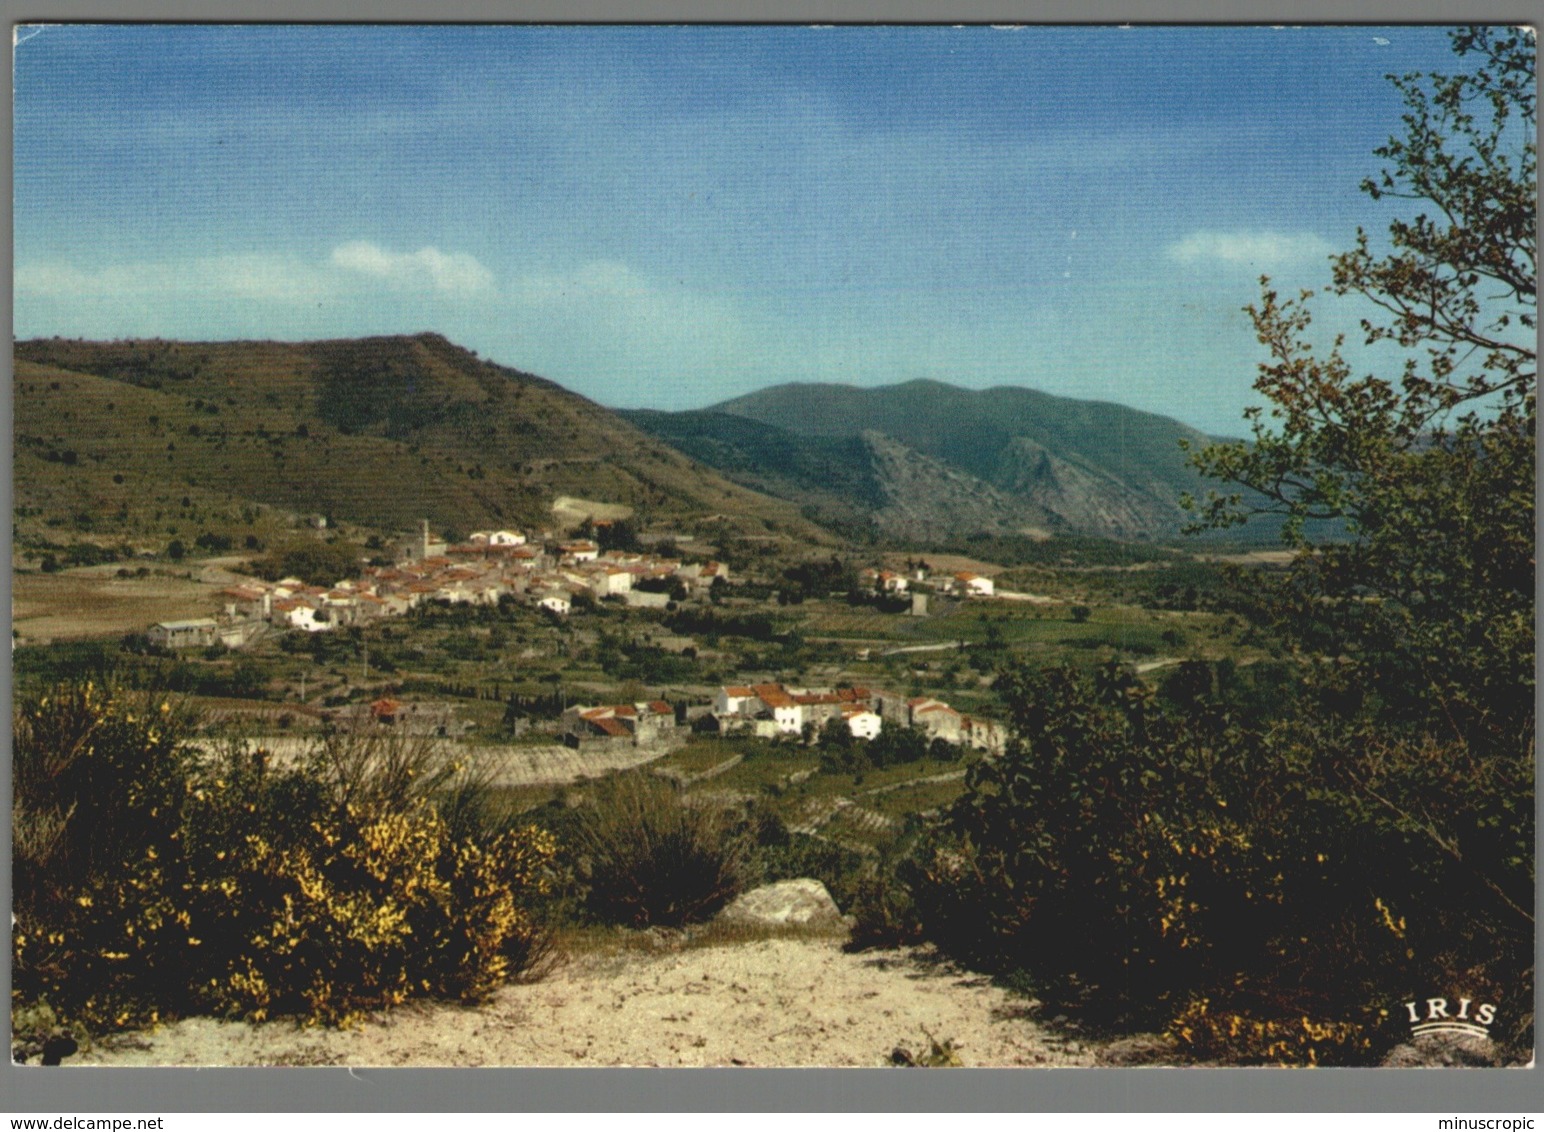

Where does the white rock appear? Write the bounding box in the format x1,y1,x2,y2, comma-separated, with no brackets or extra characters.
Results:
717,879,844,928
1382,1032,1503,1068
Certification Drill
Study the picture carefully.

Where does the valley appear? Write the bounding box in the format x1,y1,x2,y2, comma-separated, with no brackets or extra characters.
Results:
9,332,1295,1066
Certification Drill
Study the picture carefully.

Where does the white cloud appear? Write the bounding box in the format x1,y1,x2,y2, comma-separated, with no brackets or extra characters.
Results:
16,254,332,303
1165,229,1334,268
17,242,497,309
330,241,494,296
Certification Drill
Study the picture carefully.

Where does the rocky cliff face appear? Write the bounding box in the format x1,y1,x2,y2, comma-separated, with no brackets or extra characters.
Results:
860,431,1057,540
703,378,1220,540
993,436,1187,540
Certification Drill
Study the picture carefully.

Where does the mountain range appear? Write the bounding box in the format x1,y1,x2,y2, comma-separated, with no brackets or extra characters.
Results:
625,379,1221,541
15,334,1228,552
12,334,828,550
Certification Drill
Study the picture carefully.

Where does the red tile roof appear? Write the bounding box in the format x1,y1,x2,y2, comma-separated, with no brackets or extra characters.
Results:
752,683,795,708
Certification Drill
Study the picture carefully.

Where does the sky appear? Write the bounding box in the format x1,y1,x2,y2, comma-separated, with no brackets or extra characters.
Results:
13,24,1483,436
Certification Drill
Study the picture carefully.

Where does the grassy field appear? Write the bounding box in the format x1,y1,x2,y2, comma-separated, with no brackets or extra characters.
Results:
656,740,747,778
914,600,1216,655
707,745,823,794
12,566,223,643
862,773,970,819
791,602,919,642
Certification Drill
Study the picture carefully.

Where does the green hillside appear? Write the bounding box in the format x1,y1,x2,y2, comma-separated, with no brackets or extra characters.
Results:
621,408,1060,540
13,334,832,558
618,409,884,526
674,379,1225,539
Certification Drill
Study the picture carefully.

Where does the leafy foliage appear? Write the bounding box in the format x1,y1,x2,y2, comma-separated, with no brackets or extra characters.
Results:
905,30,1535,1063
12,682,558,1036
907,658,1526,1056
249,539,367,586
1186,26,1535,1030
1186,28,1535,755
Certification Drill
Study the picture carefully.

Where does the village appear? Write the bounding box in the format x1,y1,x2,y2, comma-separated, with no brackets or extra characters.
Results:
135,521,1018,769
146,522,1023,653
562,681,1005,755
145,521,732,650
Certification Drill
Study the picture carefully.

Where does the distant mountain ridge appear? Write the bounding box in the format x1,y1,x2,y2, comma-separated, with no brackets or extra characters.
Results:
629,378,1221,540
15,335,1236,553
12,334,831,548
619,408,1056,540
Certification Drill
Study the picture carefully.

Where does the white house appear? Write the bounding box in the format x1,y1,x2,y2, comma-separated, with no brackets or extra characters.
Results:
275,599,335,633
843,707,883,740
955,571,995,597
471,529,528,546
912,701,965,744
538,594,571,616
863,569,907,593
714,685,761,716
588,567,633,597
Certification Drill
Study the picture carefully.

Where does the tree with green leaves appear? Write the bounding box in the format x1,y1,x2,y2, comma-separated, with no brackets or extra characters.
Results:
1188,27,1534,748
911,28,1535,1063
1186,25,1534,1032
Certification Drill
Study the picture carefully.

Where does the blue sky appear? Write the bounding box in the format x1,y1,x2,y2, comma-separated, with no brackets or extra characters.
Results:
14,24,1477,435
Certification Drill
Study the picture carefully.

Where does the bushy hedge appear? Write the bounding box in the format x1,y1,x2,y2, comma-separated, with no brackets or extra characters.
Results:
12,682,558,1038
890,660,1532,1065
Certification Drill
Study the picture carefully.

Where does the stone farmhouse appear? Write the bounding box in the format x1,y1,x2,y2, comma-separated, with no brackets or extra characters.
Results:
904,696,1007,753
710,682,1005,752
563,700,684,750
148,617,221,649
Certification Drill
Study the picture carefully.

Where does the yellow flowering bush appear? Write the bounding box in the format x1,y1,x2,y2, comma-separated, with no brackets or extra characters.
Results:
13,681,561,1040
13,682,196,1033
187,798,557,1025
1168,997,1373,1067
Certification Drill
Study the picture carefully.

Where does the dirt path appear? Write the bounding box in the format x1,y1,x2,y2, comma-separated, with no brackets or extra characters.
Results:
77,937,1096,1068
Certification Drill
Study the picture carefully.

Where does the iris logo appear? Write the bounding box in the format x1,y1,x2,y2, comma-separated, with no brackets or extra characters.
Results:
1404,996,1497,1039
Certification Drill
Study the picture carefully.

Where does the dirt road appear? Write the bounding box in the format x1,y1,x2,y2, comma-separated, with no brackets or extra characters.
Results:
77,935,1096,1068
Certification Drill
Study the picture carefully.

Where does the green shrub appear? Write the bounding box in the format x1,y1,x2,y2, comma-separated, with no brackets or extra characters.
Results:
574,774,746,928
13,683,199,1031
743,810,869,911
12,682,561,1036
899,658,1532,1062
846,867,925,951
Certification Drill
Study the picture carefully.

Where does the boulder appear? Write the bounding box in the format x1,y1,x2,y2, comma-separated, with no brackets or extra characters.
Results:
717,878,845,929
1096,1033,1184,1067
1382,1032,1504,1068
